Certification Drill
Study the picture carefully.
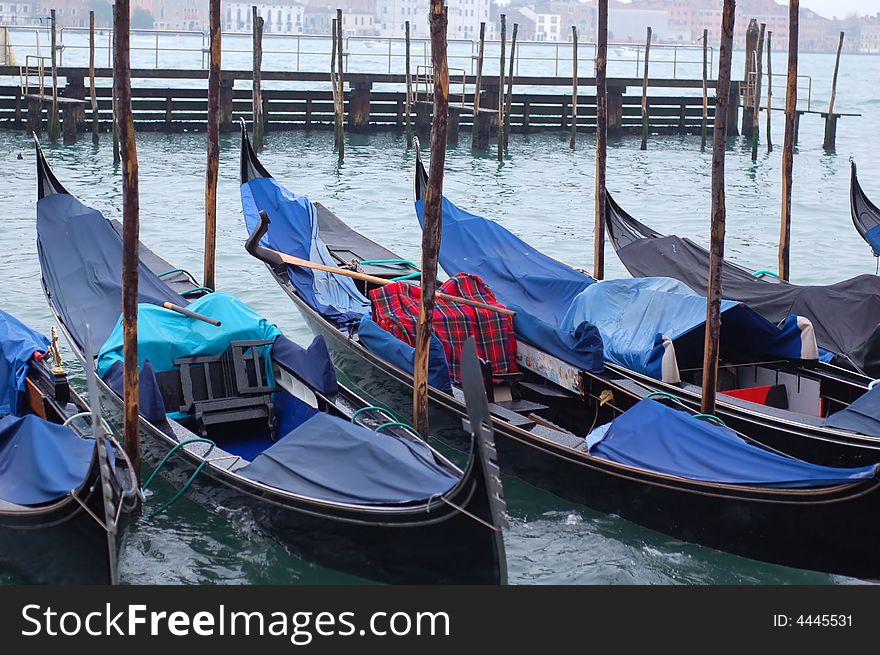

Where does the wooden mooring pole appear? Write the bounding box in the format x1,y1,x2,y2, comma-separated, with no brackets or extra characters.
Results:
413,0,450,439
779,0,798,282
204,0,220,292
741,18,759,138
751,22,765,161
504,23,517,150
252,6,265,150
701,28,708,153
405,20,412,146
114,0,141,492
594,0,608,281
336,10,345,162
823,31,844,151
331,18,339,148
48,9,60,142
497,14,505,162
570,25,577,150
111,9,120,164
766,30,773,152
640,26,652,151
89,11,98,144
701,0,736,417
471,22,485,149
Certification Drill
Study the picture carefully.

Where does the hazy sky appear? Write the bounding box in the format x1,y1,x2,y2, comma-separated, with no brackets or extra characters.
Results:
799,0,878,19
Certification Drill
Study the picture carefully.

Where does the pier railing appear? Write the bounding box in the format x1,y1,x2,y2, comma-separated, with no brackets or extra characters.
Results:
3,25,717,81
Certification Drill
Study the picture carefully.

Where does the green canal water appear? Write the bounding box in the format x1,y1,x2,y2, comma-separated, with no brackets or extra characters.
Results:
1,51,879,585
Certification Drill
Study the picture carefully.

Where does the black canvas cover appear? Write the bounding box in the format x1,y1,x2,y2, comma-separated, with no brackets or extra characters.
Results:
606,193,880,375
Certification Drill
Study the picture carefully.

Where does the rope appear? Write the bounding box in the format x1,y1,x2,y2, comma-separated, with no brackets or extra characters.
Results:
359,258,419,269
692,413,726,427
141,437,216,520
644,391,687,407
375,421,422,440
350,405,399,425
752,269,781,280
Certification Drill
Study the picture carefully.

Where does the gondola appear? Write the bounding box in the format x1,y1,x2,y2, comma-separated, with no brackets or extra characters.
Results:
407,151,880,469
240,123,880,579
34,139,508,585
0,308,137,584
606,189,880,379
850,159,880,257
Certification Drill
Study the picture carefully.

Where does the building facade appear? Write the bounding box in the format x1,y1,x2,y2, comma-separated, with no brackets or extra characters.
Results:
223,1,304,34
0,1,37,26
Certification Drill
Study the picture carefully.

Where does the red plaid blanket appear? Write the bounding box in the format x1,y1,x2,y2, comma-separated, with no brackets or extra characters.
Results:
370,273,518,384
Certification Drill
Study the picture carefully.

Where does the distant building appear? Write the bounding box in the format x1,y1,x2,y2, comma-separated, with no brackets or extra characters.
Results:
34,0,93,27
609,8,668,42
860,14,880,54
223,1,304,34
374,0,491,40
0,1,37,26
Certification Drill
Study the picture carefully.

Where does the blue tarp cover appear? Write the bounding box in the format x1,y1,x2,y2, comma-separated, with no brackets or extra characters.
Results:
415,197,594,324
272,334,339,396
591,400,878,487
357,315,453,393
97,292,282,377
36,192,186,349
103,359,167,424
239,412,458,504
560,277,817,381
414,196,604,373
866,224,880,257
0,414,95,506
0,310,50,416
823,384,880,437
241,177,369,327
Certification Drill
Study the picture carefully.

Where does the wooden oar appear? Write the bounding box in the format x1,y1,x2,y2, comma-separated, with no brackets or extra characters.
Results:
245,211,516,318
162,302,222,326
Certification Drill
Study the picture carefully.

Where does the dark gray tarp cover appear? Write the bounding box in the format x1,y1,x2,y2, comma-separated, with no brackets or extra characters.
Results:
607,196,880,375
239,412,458,504
36,192,186,349
823,384,880,437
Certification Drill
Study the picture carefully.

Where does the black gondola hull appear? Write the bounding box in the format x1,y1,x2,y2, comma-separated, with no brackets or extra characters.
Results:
0,463,129,585
290,277,880,579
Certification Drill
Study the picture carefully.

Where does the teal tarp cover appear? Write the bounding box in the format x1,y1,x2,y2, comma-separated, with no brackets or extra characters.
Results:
97,292,282,377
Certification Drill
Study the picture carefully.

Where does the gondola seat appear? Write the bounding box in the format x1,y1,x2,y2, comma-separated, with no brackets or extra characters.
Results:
174,339,278,440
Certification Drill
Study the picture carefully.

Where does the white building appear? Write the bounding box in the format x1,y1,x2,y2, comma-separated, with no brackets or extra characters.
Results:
223,1,304,34
520,7,562,42
375,0,491,40
0,1,36,26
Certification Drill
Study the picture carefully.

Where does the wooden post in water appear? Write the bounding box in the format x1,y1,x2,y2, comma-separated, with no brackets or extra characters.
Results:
497,14,505,162
405,21,412,146
766,30,773,152
700,0,736,417
111,9,120,164
336,10,345,162
569,25,577,150
331,18,339,149
504,23,517,150
471,22,485,148
48,9,60,142
751,22,765,161
89,11,99,144
823,31,844,151
701,28,708,152
252,6,265,150
779,0,798,282
413,0,450,439
204,0,221,292
741,18,759,138
594,0,608,281
640,26,651,151
113,0,141,491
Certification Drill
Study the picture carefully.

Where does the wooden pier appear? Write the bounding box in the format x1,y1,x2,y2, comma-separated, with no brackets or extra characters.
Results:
0,65,724,142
